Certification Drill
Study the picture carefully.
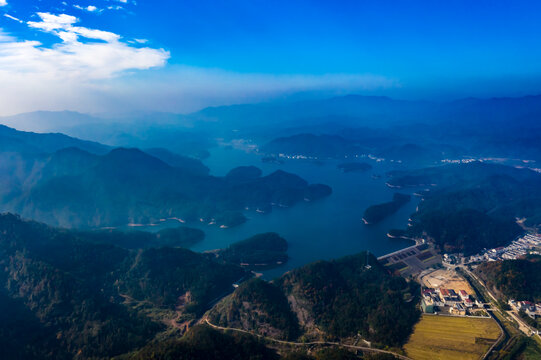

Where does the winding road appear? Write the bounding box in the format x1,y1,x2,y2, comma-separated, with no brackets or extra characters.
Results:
203,318,413,360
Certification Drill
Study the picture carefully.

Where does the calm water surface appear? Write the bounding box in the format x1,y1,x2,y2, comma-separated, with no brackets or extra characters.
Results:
148,146,420,279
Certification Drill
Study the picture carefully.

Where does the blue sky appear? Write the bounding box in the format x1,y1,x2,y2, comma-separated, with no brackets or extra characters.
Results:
1,0,541,115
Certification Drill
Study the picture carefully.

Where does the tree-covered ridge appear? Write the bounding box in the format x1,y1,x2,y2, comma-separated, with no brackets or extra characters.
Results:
387,162,541,255
0,214,251,358
386,162,536,188
2,143,331,228
208,278,301,340
0,123,110,155
475,256,541,302
127,326,395,360
0,214,161,359
117,247,248,315
362,193,411,224
278,252,420,346
123,324,278,360
74,226,205,249
409,208,521,255
211,251,420,347
216,232,289,269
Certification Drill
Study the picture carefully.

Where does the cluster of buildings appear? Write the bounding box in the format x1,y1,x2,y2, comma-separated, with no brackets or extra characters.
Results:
466,234,541,263
440,158,478,164
421,287,483,316
508,300,541,320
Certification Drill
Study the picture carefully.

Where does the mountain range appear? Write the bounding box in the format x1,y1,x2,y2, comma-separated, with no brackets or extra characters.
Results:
0,125,331,229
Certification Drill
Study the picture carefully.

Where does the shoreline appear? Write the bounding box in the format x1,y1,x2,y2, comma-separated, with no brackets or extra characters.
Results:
386,232,416,241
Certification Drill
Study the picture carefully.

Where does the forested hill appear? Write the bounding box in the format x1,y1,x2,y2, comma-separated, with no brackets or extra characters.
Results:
0,127,331,228
0,123,110,154
74,226,205,249
475,256,541,302
388,162,541,255
210,252,420,347
215,232,289,270
208,278,301,341
363,193,411,225
0,213,249,359
0,213,413,358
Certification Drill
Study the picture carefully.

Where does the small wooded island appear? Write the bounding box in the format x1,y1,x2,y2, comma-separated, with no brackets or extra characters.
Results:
362,193,411,224
337,162,372,173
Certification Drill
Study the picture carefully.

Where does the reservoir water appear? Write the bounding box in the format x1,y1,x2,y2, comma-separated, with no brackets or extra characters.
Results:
147,145,419,279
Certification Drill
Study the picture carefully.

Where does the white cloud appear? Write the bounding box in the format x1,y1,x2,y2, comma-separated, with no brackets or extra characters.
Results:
27,13,78,32
0,10,170,115
74,5,102,13
0,12,398,117
17,13,169,78
0,0,7,7
0,46,398,116
4,14,23,23
0,14,169,117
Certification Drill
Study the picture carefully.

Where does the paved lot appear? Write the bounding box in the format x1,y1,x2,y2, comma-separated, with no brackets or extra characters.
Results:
378,243,441,276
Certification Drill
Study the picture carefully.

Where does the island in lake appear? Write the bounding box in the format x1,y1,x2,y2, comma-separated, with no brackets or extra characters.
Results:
362,193,411,224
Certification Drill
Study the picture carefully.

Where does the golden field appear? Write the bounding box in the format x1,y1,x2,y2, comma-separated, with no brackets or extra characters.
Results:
404,315,501,360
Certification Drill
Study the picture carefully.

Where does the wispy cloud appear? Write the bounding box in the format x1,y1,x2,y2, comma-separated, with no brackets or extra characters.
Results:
9,12,170,79
74,5,102,13
0,0,7,7
0,10,170,115
107,66,400,113
28,13,120,42
4,14,22,23
0,10,398,116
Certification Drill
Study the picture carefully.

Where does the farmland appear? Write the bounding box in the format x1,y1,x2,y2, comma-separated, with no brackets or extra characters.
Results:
404,315,501,360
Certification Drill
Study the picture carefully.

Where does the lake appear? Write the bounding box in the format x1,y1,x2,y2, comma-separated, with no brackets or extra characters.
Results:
145,145,420,279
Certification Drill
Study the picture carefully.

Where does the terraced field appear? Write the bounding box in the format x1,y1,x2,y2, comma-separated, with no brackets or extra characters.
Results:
404,315,501,360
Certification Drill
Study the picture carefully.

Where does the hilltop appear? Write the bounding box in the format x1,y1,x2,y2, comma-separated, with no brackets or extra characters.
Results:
210,251,420,347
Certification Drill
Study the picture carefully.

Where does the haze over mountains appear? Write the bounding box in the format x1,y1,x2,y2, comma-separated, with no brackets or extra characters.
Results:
2,93,541,230
3,1,541,358
3,94,541,163
0,128,331,228
1,93,541,359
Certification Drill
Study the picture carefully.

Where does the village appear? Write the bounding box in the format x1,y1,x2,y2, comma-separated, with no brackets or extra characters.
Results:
421,287,482,316
508,300,541,321
418,268,487,316
465,233,541,263
378,232,541,321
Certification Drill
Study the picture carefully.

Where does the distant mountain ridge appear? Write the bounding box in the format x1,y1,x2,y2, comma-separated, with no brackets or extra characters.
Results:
4,93,541,137
0,123,111,154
